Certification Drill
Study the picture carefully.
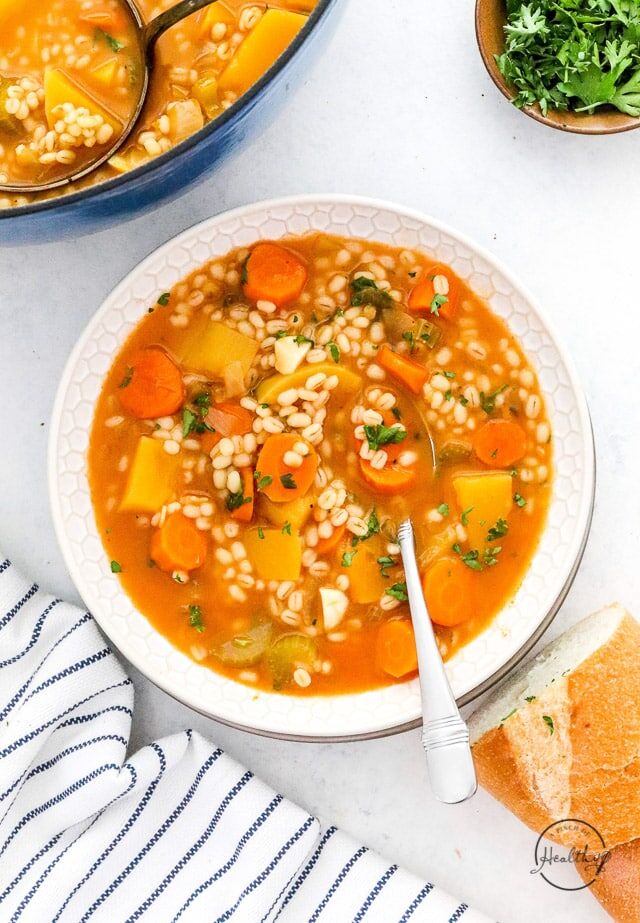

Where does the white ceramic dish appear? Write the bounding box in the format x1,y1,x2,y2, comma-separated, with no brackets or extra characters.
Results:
49,195,595,741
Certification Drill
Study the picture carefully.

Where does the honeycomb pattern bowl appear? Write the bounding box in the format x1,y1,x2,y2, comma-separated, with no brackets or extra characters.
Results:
49,196,595,741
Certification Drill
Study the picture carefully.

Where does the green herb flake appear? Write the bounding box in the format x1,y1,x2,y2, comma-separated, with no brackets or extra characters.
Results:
226,490,251,512
118,366,133,389
341,550,357,568
257,527,265,540
479,384,509,416
525,695,537,703
351,509,380,547
281,521,292,535
280,473,297,490
364,423,407,452
294,334,314,347
385,582,408,602
377,555,396,578
461,507,474,527
188,604,205,633
156,291,170,306
459,395,469,407
437,503,449,517
443,370,456,379
255,473,273,491
501,708,518,723
391,406,402,420
487,518,509,542
350,276,392,309
110,560,122,573
328,342,340,363
430,293,448,316
543,714,554,735
95,27,124,52
514,493,527,508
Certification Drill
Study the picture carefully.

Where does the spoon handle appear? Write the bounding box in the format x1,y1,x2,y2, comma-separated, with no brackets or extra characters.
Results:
397,519,477,804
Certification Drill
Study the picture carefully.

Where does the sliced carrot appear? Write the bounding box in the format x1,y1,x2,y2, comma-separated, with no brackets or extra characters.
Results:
408,264,460,320
377,344,429,395
315,522,346,556
243,242,307,306
118,347,185,420
473,419,527,468
375,619,418,678
205,401,253,436
150,512,208,573
231,468,255,522
79,10,125,28
255,433,318,502
200,431,222,455
422,556,474,627
359,457,417,495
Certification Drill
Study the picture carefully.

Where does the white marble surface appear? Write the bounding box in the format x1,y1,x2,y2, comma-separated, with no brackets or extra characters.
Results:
0,0,637,919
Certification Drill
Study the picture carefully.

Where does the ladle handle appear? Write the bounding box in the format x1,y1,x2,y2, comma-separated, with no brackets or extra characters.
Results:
143,0,221,61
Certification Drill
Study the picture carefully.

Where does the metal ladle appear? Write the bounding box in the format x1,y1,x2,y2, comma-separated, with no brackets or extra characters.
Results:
0,0,222,194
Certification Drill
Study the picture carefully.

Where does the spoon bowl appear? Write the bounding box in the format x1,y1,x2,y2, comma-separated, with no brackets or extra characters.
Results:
475,0,640,135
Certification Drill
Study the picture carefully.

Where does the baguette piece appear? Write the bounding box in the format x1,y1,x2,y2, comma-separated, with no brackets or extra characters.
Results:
577,838,640,923
469,604,640,850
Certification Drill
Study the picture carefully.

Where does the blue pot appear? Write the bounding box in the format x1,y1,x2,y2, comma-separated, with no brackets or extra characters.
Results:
1,0,339,245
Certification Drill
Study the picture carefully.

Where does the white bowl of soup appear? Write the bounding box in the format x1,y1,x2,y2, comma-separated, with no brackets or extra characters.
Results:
49,196,595,740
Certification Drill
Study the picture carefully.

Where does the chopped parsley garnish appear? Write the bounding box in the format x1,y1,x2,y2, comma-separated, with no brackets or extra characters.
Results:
341,550,357,568
294,334,314,346
443,370,456,379
281,521,292,535
95,27,124,52
254,472,273,491
487,518,509,541
275,330,289,340
501,708,518,722
385,582,408,602
480,384,509,415
377,556,396,578
364,423,407,452
514,493,527,508
173,573,184,583
543,715,554,735
483,546,502,567
351,509,379,547
459,395,469,407
156,291,170,306
525,695,537,703
193,391,211,413
437,503,449,517
280,473,297,490
430,293,448,316
461,507,474,527
226,490,251,512
257,527,265,540
118,366,133,389
110,560,122,573
457,549,483,572
391,406,402,420
444,389,453,401
350,276,392,309
328,342,340,363
497,1,640,118
182,391,214,437
188,604,205,633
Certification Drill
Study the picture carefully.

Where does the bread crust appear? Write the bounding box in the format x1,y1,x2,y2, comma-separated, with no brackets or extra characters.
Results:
578,838,640,923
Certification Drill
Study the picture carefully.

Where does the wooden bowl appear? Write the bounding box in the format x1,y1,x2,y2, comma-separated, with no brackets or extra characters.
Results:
475,0,640,135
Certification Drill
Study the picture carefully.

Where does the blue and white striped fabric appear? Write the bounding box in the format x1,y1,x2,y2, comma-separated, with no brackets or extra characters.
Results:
0,558,492,923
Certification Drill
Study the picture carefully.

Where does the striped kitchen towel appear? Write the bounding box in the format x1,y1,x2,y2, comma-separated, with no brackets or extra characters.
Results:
0,557,492,923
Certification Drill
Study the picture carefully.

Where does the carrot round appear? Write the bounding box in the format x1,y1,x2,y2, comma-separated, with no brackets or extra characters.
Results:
408,265,460,320
206,401,253,437
423,556,474,627
255,434,318,502
243,242,307,306
359,457,417,495
473,419,527,467
231,468,255,522
150,512,208,573
118,347,184,420
315,522,346,556
375,619,418,678
377,344,429,394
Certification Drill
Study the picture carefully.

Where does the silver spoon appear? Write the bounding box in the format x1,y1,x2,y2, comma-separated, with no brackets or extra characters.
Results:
397,518,477,804
0,0,221,194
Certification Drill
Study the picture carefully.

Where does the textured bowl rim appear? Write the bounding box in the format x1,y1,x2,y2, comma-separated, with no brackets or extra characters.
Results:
48,194,596,740
0,0,337,221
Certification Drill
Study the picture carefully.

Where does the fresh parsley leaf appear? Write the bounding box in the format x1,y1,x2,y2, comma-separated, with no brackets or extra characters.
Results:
188,604,205,633
157,291,170,305
430,293,448,316
461,507,474,527
501,708,518,722
385,582,408,602
118,366,133,389
543,714,554,735
459,395,469,407
351,509,380,547
110,560,122,573
514,493,527,508
377,555,396,578
364,423,407,452
479,384,509,415
281,521,292,535
226,490,251,511
280,473,297,490
254,472,273,491
437,503,449,517
328,342,340,363
182,408,197,437
341,550,357,567
95,27,124,52
483,545,502,567
350,276,392,309
257,527,265,540
275,330,289,340
525,695,536,703
294,334,314,346
443,370,456,379
487,518,509,541
459,549,483,571
391,406,402,420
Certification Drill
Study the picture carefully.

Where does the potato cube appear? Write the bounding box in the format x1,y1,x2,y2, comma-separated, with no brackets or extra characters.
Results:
120,436,179,513
218,10,307,96
245,528,302,581
453,472,513,549
180,319,258,378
